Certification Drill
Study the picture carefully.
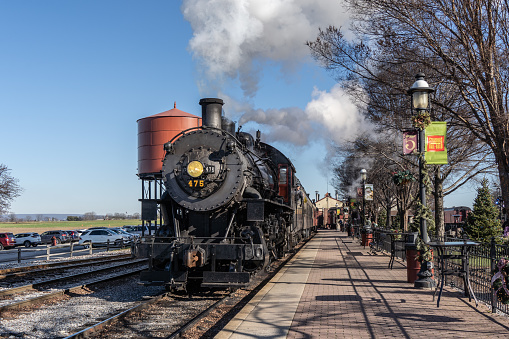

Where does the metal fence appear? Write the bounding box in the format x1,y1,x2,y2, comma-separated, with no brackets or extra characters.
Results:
350,227,509,315
435,236,509,315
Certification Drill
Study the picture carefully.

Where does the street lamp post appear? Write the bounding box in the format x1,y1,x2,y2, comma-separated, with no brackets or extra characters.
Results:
408,72,435,289
407,73,434,243
360,168,367,226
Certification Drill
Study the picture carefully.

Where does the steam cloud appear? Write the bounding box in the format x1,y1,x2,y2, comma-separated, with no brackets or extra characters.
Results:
238,84,368,145
182,0,371,148
182,0,350,97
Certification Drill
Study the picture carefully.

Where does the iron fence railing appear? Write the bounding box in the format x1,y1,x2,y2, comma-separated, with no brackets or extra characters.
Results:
350,227,509,315
367,228,408,261
434,236,509,315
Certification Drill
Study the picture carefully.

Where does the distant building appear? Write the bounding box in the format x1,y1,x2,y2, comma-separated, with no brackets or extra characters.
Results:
444,206,471,231
315,193,343,228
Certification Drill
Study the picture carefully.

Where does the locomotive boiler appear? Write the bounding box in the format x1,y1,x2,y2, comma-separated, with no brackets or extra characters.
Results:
135,98,316,290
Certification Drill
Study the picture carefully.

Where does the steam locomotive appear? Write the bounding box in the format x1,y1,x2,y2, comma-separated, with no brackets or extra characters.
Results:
135,98,316,290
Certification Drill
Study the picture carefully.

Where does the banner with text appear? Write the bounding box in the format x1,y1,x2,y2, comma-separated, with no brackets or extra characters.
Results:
425,121,448,164
364,184,374,201
403,130,418,155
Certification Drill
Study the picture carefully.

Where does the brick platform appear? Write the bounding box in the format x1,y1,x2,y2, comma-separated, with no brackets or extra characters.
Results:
217,229,509,338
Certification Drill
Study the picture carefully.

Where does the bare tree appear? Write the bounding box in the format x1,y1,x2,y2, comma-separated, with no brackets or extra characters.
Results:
0,164,22,215
8,213,18,223
308,0,509,220
83,212,97,221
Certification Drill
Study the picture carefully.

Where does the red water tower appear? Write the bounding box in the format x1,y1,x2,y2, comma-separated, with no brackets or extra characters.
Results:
137,103,201,232
137,102,201,176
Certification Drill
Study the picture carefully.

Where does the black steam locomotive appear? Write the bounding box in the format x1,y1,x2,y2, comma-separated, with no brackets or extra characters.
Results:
135,98,316,290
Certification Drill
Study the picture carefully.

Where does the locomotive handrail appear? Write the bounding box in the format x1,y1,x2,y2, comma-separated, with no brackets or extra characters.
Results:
241,197,294,211
165,125,240,147
140,235,259,242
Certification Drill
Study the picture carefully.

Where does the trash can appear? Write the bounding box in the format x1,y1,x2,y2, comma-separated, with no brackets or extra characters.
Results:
406,245,420,283
405,233,419,283
361,225,373,247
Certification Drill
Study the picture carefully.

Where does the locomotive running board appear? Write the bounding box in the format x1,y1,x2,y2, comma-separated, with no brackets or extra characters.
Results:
201,271,250,287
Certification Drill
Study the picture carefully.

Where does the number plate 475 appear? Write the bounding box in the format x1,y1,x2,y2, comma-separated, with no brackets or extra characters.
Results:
188,180,204,188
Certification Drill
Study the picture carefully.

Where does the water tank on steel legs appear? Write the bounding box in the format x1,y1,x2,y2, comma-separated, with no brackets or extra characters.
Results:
137,102,201,176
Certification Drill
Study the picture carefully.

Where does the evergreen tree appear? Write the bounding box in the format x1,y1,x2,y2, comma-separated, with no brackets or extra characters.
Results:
464,178,502,242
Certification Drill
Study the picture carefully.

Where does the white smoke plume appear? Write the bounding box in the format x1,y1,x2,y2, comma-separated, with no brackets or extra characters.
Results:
238,84,370,146
182,0,373,180
182,0,350,98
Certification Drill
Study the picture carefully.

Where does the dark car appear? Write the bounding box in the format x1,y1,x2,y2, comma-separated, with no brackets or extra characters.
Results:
0,233,16,250
64,230,80,242
40,230,70,245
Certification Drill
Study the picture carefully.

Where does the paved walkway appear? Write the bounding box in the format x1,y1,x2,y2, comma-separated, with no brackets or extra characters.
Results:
216,229,509,338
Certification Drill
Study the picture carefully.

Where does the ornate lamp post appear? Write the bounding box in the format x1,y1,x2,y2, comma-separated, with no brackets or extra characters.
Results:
407,73,434,243
360,168,367,226
408,73,435,289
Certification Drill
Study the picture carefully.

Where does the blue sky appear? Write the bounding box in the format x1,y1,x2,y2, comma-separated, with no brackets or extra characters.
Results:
0,1,474,215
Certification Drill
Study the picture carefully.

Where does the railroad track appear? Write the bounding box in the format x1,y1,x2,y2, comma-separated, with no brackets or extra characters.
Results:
0,253,132,277
63,290,231,339
0,267,145,314
0,233,316,338
61,232,316,338
0,259,147,312
0,255,135,284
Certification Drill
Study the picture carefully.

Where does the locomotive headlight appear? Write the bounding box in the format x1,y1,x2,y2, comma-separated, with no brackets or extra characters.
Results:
187,161,204,178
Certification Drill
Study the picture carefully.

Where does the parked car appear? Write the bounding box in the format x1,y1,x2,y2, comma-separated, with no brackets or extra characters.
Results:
14,232,42,247
64,230,80,242
122,225,157,236
109,228,136,243
40,230,70,245
78,229,126,247
0,233,16,250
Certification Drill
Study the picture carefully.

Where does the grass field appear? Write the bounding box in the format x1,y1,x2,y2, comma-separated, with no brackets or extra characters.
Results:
0,219,142,234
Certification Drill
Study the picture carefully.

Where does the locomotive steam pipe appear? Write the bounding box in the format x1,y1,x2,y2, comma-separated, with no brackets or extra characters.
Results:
199,98,224,129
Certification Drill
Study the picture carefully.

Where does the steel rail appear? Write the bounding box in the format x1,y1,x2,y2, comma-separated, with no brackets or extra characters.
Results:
0,256,135,280
0,259,147,297
0,267,145,314
63,292,169,339
166,294,231,338
0,253,132,276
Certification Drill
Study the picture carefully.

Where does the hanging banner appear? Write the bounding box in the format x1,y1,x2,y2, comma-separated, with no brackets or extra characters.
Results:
364,184,374,201
425,121,448,164
403,130,418,155
357,187,363,197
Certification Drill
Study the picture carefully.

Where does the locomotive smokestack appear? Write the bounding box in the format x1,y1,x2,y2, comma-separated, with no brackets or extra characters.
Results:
199,98,224,129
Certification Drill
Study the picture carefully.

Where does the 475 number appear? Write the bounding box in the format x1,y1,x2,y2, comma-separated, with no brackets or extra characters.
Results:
188,180,204,188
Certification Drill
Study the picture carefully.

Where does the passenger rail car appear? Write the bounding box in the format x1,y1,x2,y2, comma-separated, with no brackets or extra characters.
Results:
135,98,316,289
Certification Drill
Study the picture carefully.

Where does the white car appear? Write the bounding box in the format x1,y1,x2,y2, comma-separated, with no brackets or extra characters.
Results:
78,229,126,247
109,228,135,243
14,232,42,247
122,225,156,236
